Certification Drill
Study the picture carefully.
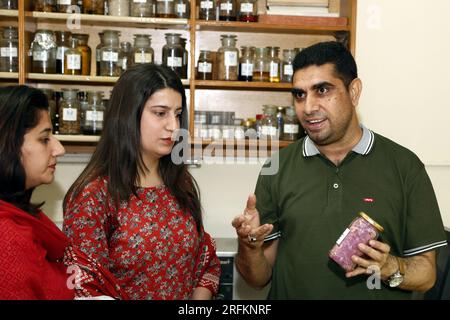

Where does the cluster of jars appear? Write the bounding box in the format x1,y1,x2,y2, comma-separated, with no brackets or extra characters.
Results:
31,0,190,18
41,88,107,135
0,0,18,9
0,26,18,72
199,0,258,22
197,34,302,82
257,105,305,141
194,110,239,140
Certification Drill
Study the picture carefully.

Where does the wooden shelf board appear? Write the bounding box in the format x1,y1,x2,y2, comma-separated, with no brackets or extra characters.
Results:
0,9,18,17
56,134,100,142
0,72,19,79
191,139,294,149
194,80,292,91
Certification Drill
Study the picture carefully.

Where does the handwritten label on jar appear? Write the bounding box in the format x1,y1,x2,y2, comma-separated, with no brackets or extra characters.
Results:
270,62,279,77
62,108,78,121
198,62,212,73
135,53,153,63
67,54,81,70
284,64,293,76
133,0,148,3
200,0,214,9
261,126,277,137
224,52,238,66
284,124,299,134
0,47,18,57
220,3,233,10
33,51,49,62
336,228,351,246
57,47,67,60
167,56,182,67
86,111,104,121
176,3,186,13
102,51,119,62
240,3,253,12
240,63,253,76
58,0,71,5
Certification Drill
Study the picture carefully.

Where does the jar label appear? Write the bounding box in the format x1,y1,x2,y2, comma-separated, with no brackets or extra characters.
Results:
220,3,233,11
240,63,253,76
86,110,104,122
67,54,81,70
261,126,277,137
198,62,212,73
102,51,119,62
133,0,147,3
0,47,18,58
336,228,350,246
224,52,238,66
284,64,293,76
270,62,279,77
167,56,182,67
200,0,213,9
62,108,78,121
135,52,153,63
57,46,68,60
33,51,48,62
176,3,186,13
284,124,299,134
58,0,71,4
240,3,253,13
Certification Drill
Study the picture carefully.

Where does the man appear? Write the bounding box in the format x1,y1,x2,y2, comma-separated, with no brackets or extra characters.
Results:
232,41,447,299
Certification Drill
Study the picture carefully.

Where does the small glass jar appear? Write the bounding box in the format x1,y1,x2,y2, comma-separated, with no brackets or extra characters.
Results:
237,0,257,22
162,33,184,78
267,46,280,83
219,0,236,21
118,41,132,73
253,47,269,82
179,37,188,79
78,91,89,132
217,34,238,81
282,106,299,141
31,29,57,74
260,105,277,139
132,34,154,65
83,0,104,14
100,30,121,77
174,0,189,18
59,88,81,134
156,0,176,18
199,0,215,20
0,27,19,73
329,212,384,272
0,0,18,9
276,105,284,139
83,91,105,135
196,50,212,80
109,0,129,16
34,0,56,11
130,0,155,17
55,31,71,74
72,33,91,75
238,45,254,82
41,89,57,132
95,32,104,76
282,48,295,83
64,37,82,75
56,0,77,12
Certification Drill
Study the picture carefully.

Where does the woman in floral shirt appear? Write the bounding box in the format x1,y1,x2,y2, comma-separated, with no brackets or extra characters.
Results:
63,64,220,300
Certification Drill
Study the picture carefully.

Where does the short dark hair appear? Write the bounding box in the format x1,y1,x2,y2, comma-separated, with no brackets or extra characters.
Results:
293,41,358,87
0,85,49,215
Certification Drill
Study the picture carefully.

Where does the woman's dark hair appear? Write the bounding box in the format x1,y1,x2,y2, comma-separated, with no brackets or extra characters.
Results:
64,64,203,231
0,85,49,215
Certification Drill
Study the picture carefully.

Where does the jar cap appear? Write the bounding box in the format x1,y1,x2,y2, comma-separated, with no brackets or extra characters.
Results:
359,212,384,232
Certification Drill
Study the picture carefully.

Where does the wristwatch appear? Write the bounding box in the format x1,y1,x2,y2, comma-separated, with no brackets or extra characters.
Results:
387,256,405,288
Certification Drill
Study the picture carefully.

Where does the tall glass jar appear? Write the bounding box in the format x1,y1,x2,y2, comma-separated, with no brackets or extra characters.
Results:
282,48,295,83
64,37,82,75
217,34,238,81
55,31,71,74
132,34,154,65
78,91,89,132
100,30,121,77
0,27,18,73
109,0,129,16
276,105,284,138
179,37,188,79
174,0,189,18
72,33,91,75
156,0,176,18
219,0,236,21
34,0,56,11
57,0,77,12
31,29,57,74
130,0,155,17
83,0,104,14
162,33,184,78
118,41,132,73
237,0,257,22
0,0,18,9
267,46,280,83
238,45,254,82
41,89,57,132
199,0,215,20
96,32,104,76
83,91,105,135
59,89,81,134
196,50,212,80
282,106,299,141
253,47,269,82
260,105,277,139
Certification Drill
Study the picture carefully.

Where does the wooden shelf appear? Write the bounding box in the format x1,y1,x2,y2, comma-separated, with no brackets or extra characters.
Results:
0,72,19,79
56,134,100,142
194,80,292,91
0,9,18,17
192,139,294,149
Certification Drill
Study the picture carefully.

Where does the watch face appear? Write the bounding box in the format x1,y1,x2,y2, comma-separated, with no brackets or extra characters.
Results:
389,273,404,287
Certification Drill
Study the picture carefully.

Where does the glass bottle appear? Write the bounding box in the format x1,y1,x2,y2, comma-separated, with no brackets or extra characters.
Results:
237,0,257,22
57,0,77,12
78,91,89,132
34,0,56,12
219,0,236,21
59,88,81,134
238,45,254,82
83,0,104,14
253,47,269,82
130,0,155,17
0,27,18,73
267,46,280,83
109,0,129,16
118,41,132,74
282,48,295,83
100,30,121,77
282,106,299,141
55,31,71,74
156,0,176,18
217,34,238,81
196,50,212,80
276,105,284,139
72,33,91,75
260,105,277,139
95,32,104,76
64,37,82,75
41,89,57,132
199,0,215,20
162,33,184,78
174,0,189,18
179,37,188,79
0,0,18,9
83,91,105,135
132,34,154,65
31,29,57,74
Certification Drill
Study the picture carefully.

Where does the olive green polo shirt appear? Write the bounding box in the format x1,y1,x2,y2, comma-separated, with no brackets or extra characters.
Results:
255,125,447,299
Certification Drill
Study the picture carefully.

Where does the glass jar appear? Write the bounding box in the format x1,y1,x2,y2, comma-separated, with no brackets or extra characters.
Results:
83,0,104,14
132,34,154,65
0,0,18,9
130,0,155,17
179,37,188,79
219,0,236,21
329,212,384,272
72,33,91,75
260,105,277,139
59,89,81,134
83,91,105,135
41,89,57,132
253,47,269,82
162,33,184,78
282,106,299,141
217,34,238,81
95,32,104,76
267,46,280,83
0,27,18,73
57,0,77,12
156,0,176,18
275,106,284,138
118,41,132,73
109,0,129,16
100,30,121,77
199,0,215,20
64,37,82,75
282,48,295,83
174,0,189,18
34,0,56,11
55,31,71,74
196,50,212,80
78,91,89,132
238,45,254,82
237,0,257,22
31,29,57,74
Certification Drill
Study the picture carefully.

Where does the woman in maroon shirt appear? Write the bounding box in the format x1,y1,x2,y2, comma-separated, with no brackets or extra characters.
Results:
63,64,221,300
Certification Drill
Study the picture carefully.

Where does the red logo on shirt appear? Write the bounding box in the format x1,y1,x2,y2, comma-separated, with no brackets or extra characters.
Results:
363,198,374,203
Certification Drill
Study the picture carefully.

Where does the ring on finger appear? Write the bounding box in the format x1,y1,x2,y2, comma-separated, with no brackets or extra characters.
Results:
248,235,257,243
